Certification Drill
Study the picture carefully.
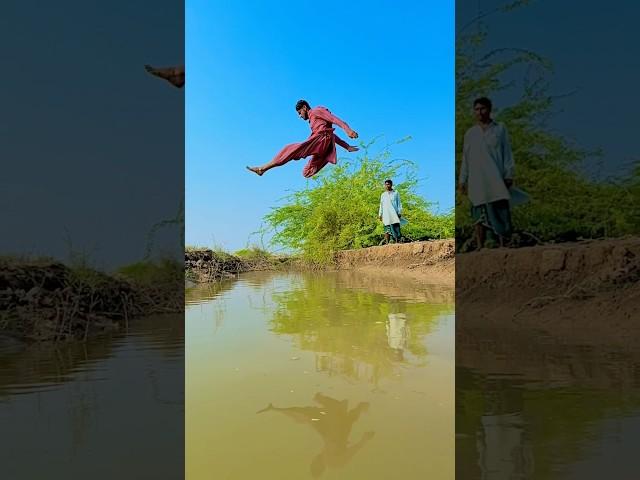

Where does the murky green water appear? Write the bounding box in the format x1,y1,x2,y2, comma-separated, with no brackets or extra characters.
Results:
0,314,184,479
456,325,640,479
186,271,455,480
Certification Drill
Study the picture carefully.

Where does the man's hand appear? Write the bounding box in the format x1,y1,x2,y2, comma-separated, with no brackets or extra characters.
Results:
347,146,359,152
348,130,359,139
504,178,513,189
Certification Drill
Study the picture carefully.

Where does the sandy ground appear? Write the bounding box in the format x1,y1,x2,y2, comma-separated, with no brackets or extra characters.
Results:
335,239,455,287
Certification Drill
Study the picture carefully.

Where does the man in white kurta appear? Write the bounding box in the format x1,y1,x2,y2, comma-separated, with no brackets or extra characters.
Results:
378,179,403,243
386,313,409,360
459,97,515,249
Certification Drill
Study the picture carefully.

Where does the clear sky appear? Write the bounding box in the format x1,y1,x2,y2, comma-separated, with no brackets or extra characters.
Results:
186,0,454,252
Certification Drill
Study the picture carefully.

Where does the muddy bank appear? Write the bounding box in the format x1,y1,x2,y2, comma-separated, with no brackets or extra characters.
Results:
185,241,455,286
335,239,455,286
185,249,291,283
456,237,640,341
335,269,454,303
1,259,183,342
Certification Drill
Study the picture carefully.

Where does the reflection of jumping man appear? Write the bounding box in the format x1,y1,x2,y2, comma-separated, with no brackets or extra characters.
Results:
247,100,359,178
257,392,374,478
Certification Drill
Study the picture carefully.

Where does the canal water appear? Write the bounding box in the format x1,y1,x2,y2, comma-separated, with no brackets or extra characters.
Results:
0,314,184,479
186,271,455,480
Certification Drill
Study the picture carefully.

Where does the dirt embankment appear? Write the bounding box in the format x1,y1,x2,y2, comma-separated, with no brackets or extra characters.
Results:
185,249,291,283
1,259,182,342
457,237,640,343
334,239,455,286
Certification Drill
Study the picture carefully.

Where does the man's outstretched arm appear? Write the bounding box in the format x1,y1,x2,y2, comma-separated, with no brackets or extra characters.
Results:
334,134,350,149
334,134,359,152
314,108,358,139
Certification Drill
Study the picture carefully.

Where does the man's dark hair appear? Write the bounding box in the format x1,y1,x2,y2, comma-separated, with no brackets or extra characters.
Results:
473,97,492,110
295,99,310,111
384,179,393,185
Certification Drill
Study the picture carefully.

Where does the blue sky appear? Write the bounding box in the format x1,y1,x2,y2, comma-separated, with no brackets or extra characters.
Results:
186,0,454,251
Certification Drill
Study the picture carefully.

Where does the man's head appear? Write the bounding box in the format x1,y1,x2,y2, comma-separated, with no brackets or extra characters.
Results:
296,99,311,120
384,179,393,191
473,97,492,123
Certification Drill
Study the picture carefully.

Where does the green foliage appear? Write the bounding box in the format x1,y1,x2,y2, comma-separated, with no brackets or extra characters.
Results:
456,5,640,246
117,258,182,285
234,246,272,261
261,139,454,263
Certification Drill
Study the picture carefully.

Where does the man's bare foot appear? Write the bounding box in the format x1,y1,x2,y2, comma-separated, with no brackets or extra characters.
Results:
144,64,160,76
144,64,185,88
347,146,359,152
246,166,264,176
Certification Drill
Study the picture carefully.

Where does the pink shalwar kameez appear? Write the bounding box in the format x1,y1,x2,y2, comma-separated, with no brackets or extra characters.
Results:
266,106,354,178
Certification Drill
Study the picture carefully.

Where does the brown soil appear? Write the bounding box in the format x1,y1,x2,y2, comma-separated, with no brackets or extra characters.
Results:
184,249,291,283
1,259,182,342
334,239,455,286
334,269,454,304
456,237,640,345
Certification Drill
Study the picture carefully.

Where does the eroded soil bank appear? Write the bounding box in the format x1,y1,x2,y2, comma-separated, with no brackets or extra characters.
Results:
1,259,182,342
456,237,640,345
335,239,455,286
184,249,292,283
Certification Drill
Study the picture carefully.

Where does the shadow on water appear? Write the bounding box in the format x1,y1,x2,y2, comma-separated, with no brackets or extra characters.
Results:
257,392,375,478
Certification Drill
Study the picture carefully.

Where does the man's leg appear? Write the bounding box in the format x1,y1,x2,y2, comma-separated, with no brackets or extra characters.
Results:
392,224,401,242
474,223,485,250
301,135,335,178
302,154,330,178
247,140,313,176
488,200,512,248
144,65,185,88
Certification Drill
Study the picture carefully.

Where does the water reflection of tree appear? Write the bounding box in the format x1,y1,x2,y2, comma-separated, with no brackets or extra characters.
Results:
257,392,375,478
268,275,451,383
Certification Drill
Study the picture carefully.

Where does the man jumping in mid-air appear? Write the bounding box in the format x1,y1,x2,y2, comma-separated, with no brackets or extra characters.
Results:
247,100,359,178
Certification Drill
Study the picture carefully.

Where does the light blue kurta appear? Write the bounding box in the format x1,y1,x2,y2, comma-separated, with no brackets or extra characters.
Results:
379,190,402,226
459,122,515,207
